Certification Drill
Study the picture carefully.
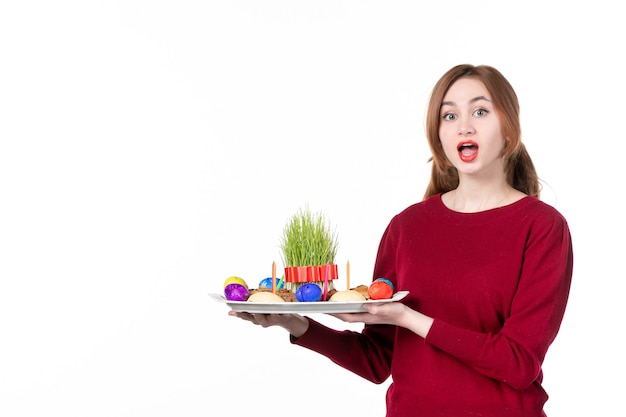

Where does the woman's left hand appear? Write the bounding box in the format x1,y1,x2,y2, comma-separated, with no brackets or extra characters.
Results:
331,302,434,338
331,302,408,326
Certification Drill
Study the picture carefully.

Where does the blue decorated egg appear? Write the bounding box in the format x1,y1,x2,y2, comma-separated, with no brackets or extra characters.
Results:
258,277,284,290
295,283,323,302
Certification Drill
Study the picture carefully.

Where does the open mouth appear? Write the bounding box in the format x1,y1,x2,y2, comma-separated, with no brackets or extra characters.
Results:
457,140,478,162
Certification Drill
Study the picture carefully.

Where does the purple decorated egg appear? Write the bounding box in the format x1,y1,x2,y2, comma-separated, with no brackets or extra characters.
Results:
224,283,249,301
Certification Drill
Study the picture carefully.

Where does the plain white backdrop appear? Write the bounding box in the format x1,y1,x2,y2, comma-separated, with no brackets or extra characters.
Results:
1,1,623,416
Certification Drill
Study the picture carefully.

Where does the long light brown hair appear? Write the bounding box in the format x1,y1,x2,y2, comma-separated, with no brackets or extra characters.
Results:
423,64,540,199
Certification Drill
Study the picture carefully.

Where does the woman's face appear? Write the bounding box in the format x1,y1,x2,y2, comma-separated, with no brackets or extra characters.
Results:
438,77,507,179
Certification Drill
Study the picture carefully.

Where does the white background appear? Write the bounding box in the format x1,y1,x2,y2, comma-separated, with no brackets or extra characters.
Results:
1,1,623,416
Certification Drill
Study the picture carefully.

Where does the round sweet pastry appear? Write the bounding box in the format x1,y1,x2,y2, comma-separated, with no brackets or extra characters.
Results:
328,289,367,302
352,284,370,300
276,288,298,302
247,291,286,303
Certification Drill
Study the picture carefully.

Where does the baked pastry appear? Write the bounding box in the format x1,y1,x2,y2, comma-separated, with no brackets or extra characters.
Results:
277,288,298,302
247,292,285,303
249,287,297,302
352,284,370,300
328,289,367,302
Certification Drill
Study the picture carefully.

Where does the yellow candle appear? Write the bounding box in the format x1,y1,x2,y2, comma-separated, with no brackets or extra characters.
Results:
346,260,350,291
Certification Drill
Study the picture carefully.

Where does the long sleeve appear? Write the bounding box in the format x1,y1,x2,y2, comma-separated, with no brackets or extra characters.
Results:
291,319,395,384
425,213,573,388
290,195,573,416
291,223,400,384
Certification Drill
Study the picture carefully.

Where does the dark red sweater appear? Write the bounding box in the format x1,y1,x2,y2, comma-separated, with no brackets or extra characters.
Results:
292,195,573,417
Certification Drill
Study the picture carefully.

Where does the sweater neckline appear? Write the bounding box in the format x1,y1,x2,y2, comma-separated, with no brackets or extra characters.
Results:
431,193,535,225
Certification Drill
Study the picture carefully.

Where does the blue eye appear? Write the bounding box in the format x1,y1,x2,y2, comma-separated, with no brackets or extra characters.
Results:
474,108,489,117
442,113,456,121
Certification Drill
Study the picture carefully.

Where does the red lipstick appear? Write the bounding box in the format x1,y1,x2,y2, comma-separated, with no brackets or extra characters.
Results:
457,140,478,162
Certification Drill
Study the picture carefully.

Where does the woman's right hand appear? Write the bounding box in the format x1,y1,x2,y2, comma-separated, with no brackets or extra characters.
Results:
228,311,310,337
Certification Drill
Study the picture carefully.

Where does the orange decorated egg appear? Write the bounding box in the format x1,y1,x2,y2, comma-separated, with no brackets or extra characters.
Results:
368,278,394,300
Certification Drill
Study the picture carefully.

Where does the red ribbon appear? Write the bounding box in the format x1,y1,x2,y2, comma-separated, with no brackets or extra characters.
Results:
284,264,338,283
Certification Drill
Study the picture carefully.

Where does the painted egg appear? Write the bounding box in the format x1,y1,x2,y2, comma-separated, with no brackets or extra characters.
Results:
374,278,394,292
258,277,284,290
368,278,394,300
296,283,323,302
223,276,248,289
224,283,249,301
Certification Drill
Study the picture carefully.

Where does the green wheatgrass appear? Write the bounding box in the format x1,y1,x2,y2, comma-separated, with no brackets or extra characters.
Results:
279,206,338,267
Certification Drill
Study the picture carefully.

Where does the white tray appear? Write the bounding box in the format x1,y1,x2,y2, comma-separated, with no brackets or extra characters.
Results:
209,291,409,314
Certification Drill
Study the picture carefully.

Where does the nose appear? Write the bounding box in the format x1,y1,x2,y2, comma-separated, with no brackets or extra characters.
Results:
458,124,475,135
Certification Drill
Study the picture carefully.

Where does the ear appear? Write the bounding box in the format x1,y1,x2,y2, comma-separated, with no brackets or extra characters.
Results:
500,138,511,157
502,138,511,150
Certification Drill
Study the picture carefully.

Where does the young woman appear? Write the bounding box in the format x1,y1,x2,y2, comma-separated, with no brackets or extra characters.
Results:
229,64,574,417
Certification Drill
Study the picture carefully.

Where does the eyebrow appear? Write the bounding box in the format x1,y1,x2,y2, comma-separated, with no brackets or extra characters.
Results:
441,95,492,107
